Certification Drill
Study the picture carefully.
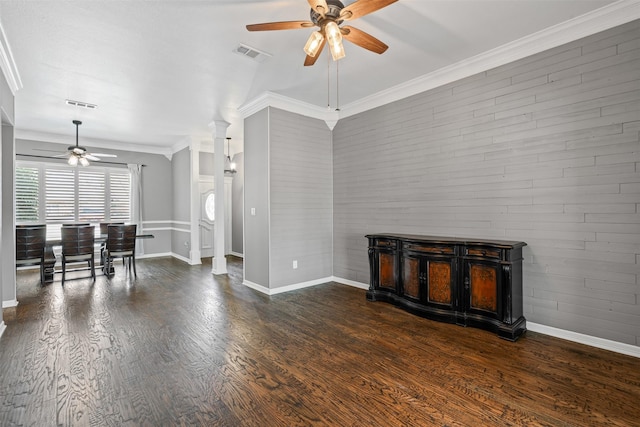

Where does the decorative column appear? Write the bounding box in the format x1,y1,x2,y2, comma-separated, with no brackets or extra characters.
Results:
209,120,230,275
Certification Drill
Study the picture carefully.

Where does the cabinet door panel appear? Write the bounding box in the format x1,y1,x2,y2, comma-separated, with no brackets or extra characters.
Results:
428,261,452,305
402,255,420,300
465,261,501,319
378,252,397,291
470,264,497,312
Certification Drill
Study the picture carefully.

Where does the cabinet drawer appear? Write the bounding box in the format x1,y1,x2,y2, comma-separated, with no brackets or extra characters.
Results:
404,242,454,255
374,238,396,248
465,246,502,260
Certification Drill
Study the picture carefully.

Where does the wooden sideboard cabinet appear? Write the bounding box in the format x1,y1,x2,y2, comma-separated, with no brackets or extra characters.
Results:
366,234,527,341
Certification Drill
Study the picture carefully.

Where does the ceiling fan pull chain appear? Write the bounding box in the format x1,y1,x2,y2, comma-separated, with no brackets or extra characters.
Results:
327,48,331,110
336,59,340,111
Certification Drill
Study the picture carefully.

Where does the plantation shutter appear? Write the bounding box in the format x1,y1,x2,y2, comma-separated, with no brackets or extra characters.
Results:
45,167,75,223
109,170,131,221
16,161,132,225
78,169,106,222
15,166,40,222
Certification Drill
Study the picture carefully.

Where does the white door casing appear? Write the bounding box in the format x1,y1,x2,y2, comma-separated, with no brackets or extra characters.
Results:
199,177,232,258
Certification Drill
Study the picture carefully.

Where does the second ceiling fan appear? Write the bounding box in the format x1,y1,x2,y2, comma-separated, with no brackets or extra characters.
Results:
246,0,397,66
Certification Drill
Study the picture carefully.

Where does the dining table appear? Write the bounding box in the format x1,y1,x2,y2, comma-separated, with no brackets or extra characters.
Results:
43,233,154,282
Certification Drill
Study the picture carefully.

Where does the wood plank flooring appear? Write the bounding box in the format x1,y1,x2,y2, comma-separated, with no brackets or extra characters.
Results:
1,256,639,426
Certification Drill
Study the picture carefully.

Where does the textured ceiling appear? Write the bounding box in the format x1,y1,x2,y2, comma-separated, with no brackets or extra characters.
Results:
0,0,623,155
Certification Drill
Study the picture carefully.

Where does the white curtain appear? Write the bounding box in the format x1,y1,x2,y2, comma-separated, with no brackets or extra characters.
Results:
128,163,144,255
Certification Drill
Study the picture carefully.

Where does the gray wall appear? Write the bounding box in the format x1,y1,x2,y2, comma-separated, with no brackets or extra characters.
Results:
2,125,15,305
244,108,333,289
199,151,215,176
269,108,333,288
0,67,14,318
231,152,244,255
171,146,190,259
15,139,173,256
244,109,270,286
333,20,640,346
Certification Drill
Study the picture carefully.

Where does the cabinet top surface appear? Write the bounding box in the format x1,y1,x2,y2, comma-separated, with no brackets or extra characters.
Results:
365,233,527,249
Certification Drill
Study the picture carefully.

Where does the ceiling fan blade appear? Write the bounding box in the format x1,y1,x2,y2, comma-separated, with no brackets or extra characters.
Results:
304,38,326,66
307,0,329,18
339,0,398,21
84,154,100,161
246,21,314,31
91,153,117,158
341,26,388,54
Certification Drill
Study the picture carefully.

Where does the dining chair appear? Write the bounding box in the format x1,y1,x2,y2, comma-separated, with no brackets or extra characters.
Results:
15,224,47,285
99,222,124,265
104,224,137,278
99,222,124,235
60,224,96,286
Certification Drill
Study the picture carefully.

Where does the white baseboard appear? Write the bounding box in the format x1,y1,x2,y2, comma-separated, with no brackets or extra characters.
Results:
137,252,172,259
0,321,6,340
228,251,244,258
139,251,194,265
171,253,193,264
527,322,640,359
242,279,269,294
332,276,369,290
243,276,335,295
2,300,18,309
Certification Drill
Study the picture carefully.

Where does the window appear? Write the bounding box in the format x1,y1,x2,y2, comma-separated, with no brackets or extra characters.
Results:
15,161,131,230
15,166,40,222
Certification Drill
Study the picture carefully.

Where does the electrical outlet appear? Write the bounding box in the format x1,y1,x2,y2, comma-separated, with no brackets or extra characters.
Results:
293,260,298,269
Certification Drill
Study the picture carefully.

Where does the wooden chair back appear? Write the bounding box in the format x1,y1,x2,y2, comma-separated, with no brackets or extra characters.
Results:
107,224,137,254
61,225,95,257
16,224,47,264
100,222,124,235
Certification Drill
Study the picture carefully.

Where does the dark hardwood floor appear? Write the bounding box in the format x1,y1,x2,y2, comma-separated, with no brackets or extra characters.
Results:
1,256,639,426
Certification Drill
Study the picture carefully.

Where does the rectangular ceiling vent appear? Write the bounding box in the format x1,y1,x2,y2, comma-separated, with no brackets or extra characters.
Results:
234,44,271,63
66,99,97,109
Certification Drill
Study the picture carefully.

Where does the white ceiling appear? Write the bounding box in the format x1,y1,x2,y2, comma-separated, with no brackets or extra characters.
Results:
0,0,627,156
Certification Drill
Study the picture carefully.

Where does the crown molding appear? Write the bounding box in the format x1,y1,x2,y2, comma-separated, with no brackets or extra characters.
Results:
0,21,22,95
15,129,173,158
171,135,192,156
239,0,640,123
238,91,340,129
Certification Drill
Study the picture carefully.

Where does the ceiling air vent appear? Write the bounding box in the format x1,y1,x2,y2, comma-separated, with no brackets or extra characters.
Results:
66,99,97,109
234,44,271,63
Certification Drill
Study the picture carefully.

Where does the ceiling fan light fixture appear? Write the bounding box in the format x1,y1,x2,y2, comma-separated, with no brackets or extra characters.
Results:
79,157,90,167
68,154,78,166
325,21,345,61
304,31,324,57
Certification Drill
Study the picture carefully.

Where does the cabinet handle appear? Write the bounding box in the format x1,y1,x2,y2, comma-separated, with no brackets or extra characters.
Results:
464,276,470,290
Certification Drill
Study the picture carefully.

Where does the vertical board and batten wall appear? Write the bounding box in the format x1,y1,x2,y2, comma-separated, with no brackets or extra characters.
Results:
269,108,333,289
333,20,640,346
244,109,270,287
244,107,333,290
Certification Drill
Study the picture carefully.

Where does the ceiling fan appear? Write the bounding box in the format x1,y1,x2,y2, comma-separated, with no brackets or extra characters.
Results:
246,0,397,66
57,120,117,166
